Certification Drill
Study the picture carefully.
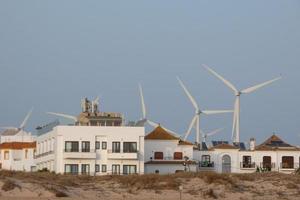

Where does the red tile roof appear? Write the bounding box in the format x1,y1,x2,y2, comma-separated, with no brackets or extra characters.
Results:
0,142,36,150
145,126,179,140
255,134,299,151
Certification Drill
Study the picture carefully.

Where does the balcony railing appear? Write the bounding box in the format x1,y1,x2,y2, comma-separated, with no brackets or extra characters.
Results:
199,161,215,168
240,162,256,169
107,150,139,160
280,162,299,169
35,151,54,159
64,149,96,153
107,149,138,154
259,162,276,169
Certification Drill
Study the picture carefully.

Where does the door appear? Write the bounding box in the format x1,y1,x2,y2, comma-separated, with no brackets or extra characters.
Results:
263,156,272,170
222,155,231,173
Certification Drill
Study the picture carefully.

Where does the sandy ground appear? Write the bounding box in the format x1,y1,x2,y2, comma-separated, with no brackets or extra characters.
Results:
0,172,299,200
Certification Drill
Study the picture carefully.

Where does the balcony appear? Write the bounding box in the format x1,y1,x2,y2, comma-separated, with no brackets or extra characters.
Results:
199,161,215,168
63,149,96,159
280,162,299,170
259,162,276,170
107,150,139,160
240,162,256,169
35,151,54,159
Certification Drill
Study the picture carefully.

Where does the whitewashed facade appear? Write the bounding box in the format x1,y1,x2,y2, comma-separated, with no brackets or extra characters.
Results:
35,126,145,175
144,126,197,174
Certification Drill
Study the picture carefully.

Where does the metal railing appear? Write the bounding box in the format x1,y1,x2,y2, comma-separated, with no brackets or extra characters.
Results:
280,162,299,169
35,151,54,159
107,149,138,154
199,161,215,168
64,149,96,153
259,162,276,169
240,162,256,169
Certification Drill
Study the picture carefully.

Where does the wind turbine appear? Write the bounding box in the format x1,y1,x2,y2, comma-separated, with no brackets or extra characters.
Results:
137,84,180,137
201,128,224,143
203,64,282,143
0,108,33,133
177,77,232,144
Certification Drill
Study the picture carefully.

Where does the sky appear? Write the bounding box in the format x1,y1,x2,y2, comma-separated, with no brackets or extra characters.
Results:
0,1,299,145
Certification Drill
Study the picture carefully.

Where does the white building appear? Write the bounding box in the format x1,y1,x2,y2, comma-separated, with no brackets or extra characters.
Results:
144,126,197,174
195,134,300,174
0,141,36,172
35,125,145,175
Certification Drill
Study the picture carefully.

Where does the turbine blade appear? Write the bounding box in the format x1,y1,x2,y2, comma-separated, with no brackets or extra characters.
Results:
146,119,159,128
202,110,233,115
138,84,147,119
203,64,238,94
177,77,199,111
20,108,33,129
206,128,225,137
184,115,197,140
46,112,77,122
241,76,282,94
135,119,147,127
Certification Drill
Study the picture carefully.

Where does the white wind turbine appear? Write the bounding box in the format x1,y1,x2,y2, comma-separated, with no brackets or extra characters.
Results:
0,108,33,133
203,64,282,143
137,84,180,137
46,112,78,123
177,77,232,144
201,128,224,143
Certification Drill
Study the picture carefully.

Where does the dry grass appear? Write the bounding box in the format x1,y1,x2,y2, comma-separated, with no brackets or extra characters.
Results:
2,179,20,192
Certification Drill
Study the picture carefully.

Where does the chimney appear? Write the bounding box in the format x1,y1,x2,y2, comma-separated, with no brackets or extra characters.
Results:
250,138,256,151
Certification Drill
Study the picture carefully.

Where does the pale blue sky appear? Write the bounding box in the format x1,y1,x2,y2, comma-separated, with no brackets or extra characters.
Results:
0,1,299,144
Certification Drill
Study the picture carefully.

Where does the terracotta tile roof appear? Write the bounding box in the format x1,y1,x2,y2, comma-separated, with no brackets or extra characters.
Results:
145,126,179,140
209,143,239,150
0,142,36,150
145,160,197,165
178,140,194,146
255,134,299,151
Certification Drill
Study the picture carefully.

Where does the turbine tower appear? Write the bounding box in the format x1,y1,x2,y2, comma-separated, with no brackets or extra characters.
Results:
177,77,232,145
203,64,282,143
137,84,180,137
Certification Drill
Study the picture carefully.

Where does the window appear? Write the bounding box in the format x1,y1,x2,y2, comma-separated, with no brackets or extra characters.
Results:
282,156,294,169
112,142,120,153
25,149,28,159
102,142,107,150
123,142,137,153
123,165,137,175
65,164,79,175
82,141,90,152
154,152,163,160
95,164,100,173
4,151,9,160
174,152,183,160
95,141,100,150
202,155,211,162
81,164,90,175
102,165,107,173
242,156,254,168
65,141,79,152
112,165,120,175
